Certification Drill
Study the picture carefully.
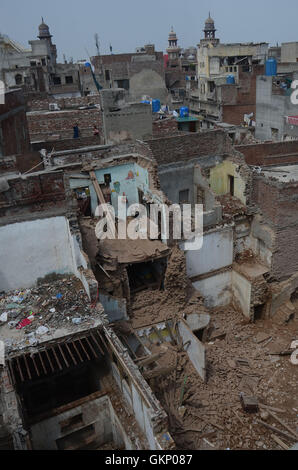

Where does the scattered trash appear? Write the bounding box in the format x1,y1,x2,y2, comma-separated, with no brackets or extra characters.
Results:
56,294,63,300
36,326,49,336
72,318,82,325
0,312,8,323
16,312,35,330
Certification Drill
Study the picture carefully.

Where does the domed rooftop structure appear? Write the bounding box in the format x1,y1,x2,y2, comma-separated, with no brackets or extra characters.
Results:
204,13,216,31
168,27,178,42
38,18,52,39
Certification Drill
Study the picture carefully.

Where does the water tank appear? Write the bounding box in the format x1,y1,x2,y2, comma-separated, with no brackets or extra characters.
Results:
226,74,235,84
179,106,189,118
265,58,277,76
152,99,161,113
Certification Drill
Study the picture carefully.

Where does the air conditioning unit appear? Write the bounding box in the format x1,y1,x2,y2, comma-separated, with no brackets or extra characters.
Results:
49,103,60,111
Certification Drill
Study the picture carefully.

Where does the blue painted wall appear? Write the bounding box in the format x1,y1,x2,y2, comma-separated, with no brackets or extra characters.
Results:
70,163,149,216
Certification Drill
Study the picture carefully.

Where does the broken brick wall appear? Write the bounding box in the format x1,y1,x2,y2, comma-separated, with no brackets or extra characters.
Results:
0,90,31,156
32,136,104,152
0,172,70,224
152,118,179,137
220,65,264,126
235,141,298,166
252,176,298,280
27,108,102,142
145,130,233,166
26,95,101,112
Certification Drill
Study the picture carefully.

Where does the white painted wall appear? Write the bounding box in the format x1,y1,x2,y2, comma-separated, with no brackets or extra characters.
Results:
0,216,87,293
232,270,252,319
183,228,233,278
178,320,206,382
193,271,232,308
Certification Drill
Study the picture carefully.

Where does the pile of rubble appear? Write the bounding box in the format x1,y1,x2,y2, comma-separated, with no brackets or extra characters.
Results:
0,275,99,353
152,306,298,450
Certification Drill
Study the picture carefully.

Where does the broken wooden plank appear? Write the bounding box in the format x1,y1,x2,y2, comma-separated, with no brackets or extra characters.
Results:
143,365,176,380
259,404,286,414
89,171,117,237
256,419,297,442
271,434,290,450
136,352,164,368
267,410,298,440
232,408,245,425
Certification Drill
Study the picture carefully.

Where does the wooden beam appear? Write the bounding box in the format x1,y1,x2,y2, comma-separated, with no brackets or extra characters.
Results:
65,343,77,366
89,171,117,237
31,355,40,377
90,333,105,355
267,410,298,440
72,341,84,363
271,434,290,450
38,352,47,376
51,347,63,371
78,338,90,361
58,344,70,368
85,337,98,359
23,355,32,380
256,419,297,442
16,357,24,382
45,349,55,373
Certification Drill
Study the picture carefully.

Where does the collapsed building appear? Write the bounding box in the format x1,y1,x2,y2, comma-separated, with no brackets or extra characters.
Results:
0,95,297,451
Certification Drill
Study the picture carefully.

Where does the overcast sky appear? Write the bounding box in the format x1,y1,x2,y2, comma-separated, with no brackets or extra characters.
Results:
1,0,298,62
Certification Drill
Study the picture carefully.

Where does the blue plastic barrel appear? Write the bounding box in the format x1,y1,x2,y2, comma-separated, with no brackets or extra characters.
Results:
265,58,277,76
226,74,235,84
152,99,161,113
179,107,189,118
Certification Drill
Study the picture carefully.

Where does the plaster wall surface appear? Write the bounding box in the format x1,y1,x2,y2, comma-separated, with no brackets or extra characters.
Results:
0,216,86,292
232,270,252,318
183,228,234,278
193,271,232,308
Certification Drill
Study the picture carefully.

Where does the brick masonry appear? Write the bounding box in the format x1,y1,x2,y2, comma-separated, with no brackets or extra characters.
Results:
27,108,102,142
236,141,298,166
152,118,179,137
145,130,233,166
252,176,298,280
0,90,31,156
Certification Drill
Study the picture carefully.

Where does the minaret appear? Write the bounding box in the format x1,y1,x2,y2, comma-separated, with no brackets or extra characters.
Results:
37,18,57,66
201,13,220,46
38,18,53,41
166,27,182,61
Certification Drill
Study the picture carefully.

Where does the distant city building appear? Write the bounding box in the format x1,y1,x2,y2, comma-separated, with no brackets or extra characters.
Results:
189,15,268,127
0,20,81,97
